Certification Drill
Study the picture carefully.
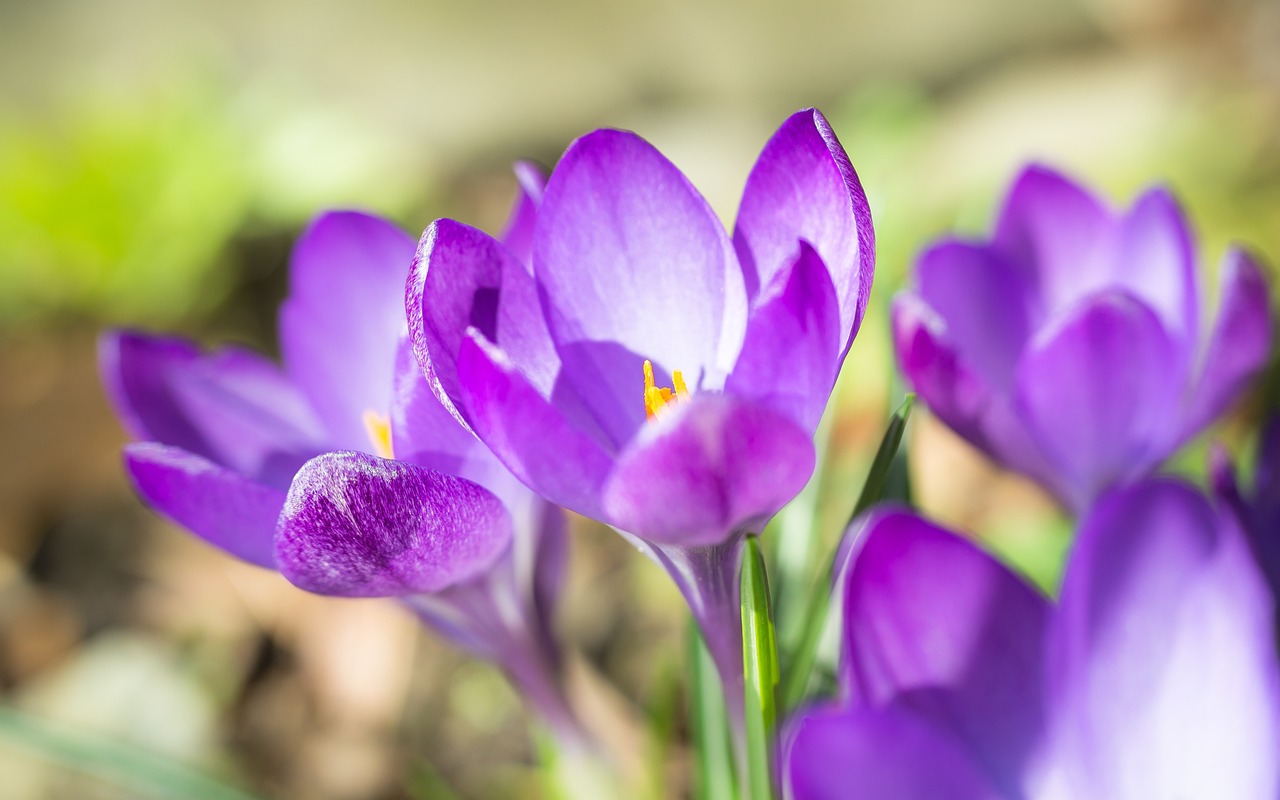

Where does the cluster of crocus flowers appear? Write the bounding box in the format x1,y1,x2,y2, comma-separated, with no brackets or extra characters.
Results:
783,481,1280,799
407,107,875,704
893,166,1273,513
101,204,584,745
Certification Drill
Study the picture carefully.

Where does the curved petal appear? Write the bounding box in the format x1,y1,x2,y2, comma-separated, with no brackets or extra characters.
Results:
1180,248,1273,437
783,704,1001,800
407,219,563,427
601,393,815,546
1013,291,1184,513
732,108,875,351
279,211,416,451
534,128,749,446
993,165,1114,317
275,451,513,597
1038,480,1280,800
455,330,614,519
913,240,1034,392
841,508,1049,795
101,330,325,488
498,160,547,266
725,242,842,435
124,442,284,568
1111,187,1198,347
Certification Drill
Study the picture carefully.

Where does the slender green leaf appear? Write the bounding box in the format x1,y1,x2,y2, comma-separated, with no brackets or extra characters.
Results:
0,704,259,800
740,535,779,800
780,394,915,711
688,624,736,800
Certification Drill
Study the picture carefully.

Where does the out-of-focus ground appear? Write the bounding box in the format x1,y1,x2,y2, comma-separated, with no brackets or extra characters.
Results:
1,0,1278,797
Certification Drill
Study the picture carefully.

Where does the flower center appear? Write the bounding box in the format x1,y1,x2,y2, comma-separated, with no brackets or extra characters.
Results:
643,359,689,421
362,410,394,459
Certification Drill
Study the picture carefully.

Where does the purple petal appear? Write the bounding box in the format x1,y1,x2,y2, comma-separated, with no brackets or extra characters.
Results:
1180,248,1273,437
497,160,547,266
279,211,416,451
1012,291,1184,512
407,219,563,426
534,128,749,446
601,393,815,546
783,704,1001,800
101,330,325,488
455,330,614,519
124,442,285,568
913,241,1035,391
841,508,1050,795
733,108,875,352
992,165,1114,317
275,451,513,597
725,242,843,434
1039,480,1280,799
1110,187,1198,347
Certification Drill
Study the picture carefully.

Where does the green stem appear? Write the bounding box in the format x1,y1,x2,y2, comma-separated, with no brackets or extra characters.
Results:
740,535,779,800
689,624,736,800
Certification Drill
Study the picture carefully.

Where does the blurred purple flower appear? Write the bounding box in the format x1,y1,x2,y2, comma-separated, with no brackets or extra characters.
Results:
1212,417,1280,598
894,166,1273,513
407,108,874,701
783,481,1280,799
101,187,583,743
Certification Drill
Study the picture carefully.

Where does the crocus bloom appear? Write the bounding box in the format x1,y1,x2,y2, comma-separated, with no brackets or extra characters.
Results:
894,166,1273,513
1212,417,1280,597
407,108,874,699
783,480,1280,799
101,197,582,743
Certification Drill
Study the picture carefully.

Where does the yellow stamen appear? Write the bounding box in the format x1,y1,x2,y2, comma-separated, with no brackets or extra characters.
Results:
643,359,689,420
362,410,395,459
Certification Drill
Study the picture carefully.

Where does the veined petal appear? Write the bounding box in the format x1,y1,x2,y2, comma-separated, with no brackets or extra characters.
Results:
455,330,613,519
725,242,843,435
124,442,285,568
534,128,749,447
275,451,513,597
601,393,815,547
279,211,416,451
101,330,324,488
841,509,1049,795
733,108,875,352
1180,248,1273,438
1013,291,1184,513
783,704,1001,800
498,160,547,267
1038,480,1280,800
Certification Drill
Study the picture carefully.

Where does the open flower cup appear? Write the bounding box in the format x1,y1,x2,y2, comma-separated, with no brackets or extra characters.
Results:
894,167,1273,514
101,201,585,746
407,108,875,712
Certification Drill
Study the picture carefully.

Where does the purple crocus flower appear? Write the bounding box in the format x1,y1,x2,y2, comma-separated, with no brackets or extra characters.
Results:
783,480,1280,799
1213,417,1280,598
101,193,583,744
407,108,874,702
894,166,1273,513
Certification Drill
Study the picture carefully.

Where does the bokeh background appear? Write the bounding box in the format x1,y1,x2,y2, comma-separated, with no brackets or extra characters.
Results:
2,0,1278,797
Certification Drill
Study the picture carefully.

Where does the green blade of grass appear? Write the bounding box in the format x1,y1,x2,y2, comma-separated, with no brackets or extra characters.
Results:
689,623,736,800
740,535,779,800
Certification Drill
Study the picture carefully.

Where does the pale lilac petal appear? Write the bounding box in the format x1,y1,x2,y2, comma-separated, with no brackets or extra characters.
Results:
279,211,416,451
498,160,547,266
913,241,1034,391
725,242,842,434
1013,291,1184,512
124,442,284,568
783,704,1001,800
534,128,749,446
1110,187,1198,347
101,330,324,488
1180,248,1273,437
732,108,875,351
841,508,1049,795
275,451,513,597
993,165,1113,317
1039,480,1280,800
601,393,815,546
455,330,613,519
407,219,562,425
